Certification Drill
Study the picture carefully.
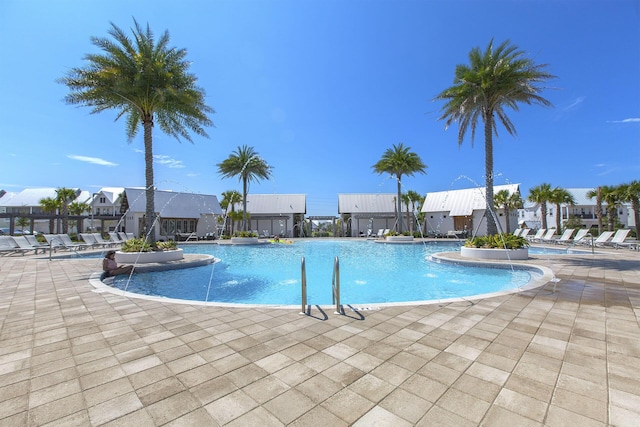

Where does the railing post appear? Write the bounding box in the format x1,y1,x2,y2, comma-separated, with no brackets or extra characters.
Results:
300,257,307,315
332,256,341,314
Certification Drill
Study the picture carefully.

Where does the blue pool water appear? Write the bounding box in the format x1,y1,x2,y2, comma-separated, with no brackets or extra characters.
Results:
109,240,538,305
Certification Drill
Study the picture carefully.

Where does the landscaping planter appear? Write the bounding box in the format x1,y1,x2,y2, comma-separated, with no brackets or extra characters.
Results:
115,248,184,264
460,246,528,260
230,237,260,245
385,235,414,243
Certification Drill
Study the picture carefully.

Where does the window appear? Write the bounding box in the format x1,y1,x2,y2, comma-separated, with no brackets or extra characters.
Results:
160,218,196,236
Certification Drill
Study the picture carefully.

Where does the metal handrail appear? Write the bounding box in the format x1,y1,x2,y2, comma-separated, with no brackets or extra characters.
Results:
331,256,341,314
300,257,307,315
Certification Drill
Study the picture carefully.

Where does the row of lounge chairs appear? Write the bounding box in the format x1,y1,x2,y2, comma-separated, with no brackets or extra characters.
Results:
0,232,135,256
514,228,637,249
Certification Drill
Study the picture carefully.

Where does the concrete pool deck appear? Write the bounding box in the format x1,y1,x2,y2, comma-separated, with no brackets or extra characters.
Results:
0,243,639,426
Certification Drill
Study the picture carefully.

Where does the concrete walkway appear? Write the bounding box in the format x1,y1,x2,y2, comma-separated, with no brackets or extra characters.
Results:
0,246,639,426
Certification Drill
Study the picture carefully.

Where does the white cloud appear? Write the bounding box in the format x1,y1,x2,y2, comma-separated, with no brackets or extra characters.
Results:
154,154,185,168
67,155,118,167
606,118,640,123
563,96,585,111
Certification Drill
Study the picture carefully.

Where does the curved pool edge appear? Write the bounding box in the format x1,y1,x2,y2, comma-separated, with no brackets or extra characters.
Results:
88,250,555,310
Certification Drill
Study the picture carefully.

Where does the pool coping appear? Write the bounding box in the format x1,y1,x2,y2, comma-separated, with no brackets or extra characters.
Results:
88,249,555,310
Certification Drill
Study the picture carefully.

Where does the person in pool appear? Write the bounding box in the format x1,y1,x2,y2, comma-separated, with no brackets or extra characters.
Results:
101,250,133,280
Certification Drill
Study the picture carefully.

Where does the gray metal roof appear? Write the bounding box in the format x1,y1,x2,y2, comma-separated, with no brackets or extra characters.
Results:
338,194,396,214
125,188,222,217
232,194,306,214
421,184,520,215
0,188,84,207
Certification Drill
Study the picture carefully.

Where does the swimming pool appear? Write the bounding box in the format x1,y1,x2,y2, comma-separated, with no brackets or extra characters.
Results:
108,240,542,305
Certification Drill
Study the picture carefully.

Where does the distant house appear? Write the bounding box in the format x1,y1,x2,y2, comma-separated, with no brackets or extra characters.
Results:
518,187,633,231
122,188,223,240
421,184,521,236
0,187,87,234
231,194,306,237
338,194,397,237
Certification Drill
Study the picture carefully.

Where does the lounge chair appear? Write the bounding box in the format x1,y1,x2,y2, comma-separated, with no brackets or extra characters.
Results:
24,235,49,252
519,229,531,239
587,231,614,247
526,229,545,242
44,234,89,251
0,236,23,256
93,233,117,247
513,229,522,237
109,232,125,244
79,233,102,248
11,236,47,255
539,229,557,243
605,229,631,249
550,229,574,244
558,228,589,245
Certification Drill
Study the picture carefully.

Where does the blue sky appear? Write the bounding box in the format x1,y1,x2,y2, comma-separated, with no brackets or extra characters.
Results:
1,0,638,216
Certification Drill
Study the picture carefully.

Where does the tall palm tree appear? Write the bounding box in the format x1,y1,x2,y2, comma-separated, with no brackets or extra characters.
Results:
69,201,91,234
494,189,523,233
39,197,59,233
586,187,604,235
372,143,427,233
600,185,622,232
59,19,214,245
56,188,78,234
435,39,555,235
549,187,576,232
220,190,242,236
528,183,554,230
618,180,640,237
403,190,423,233
217,146,271,232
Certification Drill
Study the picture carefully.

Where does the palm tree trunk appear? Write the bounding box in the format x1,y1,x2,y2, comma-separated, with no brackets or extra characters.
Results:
541,203,548,230
396,178,403,233
144,119,156,244
633,199,640,238
504,205,511,234
595,187,603,235
242,177,248,232
555,203,562,231
484,115,497,235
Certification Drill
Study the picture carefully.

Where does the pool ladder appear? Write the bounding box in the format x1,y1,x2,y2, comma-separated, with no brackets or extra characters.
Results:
300,256,342,315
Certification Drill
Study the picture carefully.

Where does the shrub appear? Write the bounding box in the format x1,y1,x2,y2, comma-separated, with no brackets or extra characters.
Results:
464,233,528,249
232,231,258,238
121,238,152,253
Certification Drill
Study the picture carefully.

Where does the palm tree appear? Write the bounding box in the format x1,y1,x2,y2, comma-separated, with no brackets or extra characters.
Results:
600,185,622,232
549,187,576,232
59,19,214,245
56,188,78,235
402,190,423,234
219,190,242,236
586,187,604,235
69,201,91,234
372,143,427,233
528,183,554,230
618,180,640,237
217,146,271,232
39,197,59,233
435,39,555,235
494,189,523,233
16,217,30,234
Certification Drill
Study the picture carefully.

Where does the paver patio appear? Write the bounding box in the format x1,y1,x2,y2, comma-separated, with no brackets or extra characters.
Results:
0,244,639,426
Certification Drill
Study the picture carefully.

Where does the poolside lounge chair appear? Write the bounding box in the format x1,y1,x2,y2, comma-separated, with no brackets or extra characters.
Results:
79,233,102,248
109,232,125,244
0,236,23,256
539,229,557,243
519,229,531,239
558,228,589,245
527,228,547,242
587,231,614,247
44,234,89,251
11,236,47,255
605,229,631,249
93,233,118,247
24,235,49,252
526,229,545,242
513,229,522,237
549,229,574,244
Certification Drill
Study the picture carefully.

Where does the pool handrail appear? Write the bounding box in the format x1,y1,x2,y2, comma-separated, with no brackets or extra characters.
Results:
332,256,342,315
300,257,307,315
